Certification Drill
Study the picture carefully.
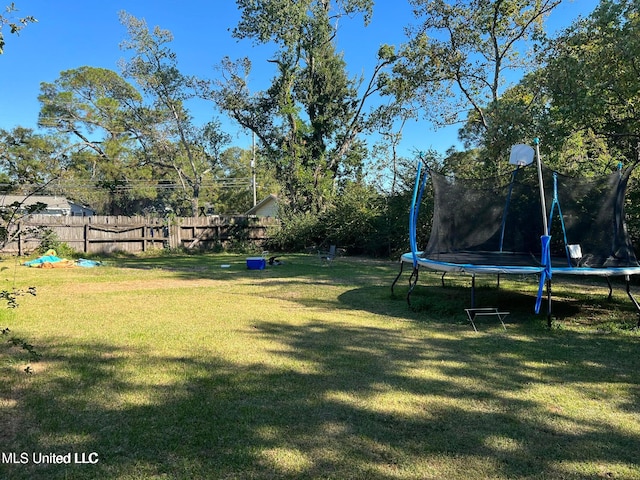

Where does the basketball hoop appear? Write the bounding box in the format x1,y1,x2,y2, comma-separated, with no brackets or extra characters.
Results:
509,144,535,166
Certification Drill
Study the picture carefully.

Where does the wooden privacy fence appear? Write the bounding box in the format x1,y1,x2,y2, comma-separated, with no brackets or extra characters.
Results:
3,215,279,255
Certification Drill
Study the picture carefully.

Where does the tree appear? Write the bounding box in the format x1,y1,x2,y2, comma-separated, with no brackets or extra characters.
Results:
0,127,62,189
0,2,36,54
543,0,640,160
542,0,640,247
394,0,561,172
118,11,231,217
465,0,636,175
37,66,162,213
38,66,143,159
214,0,396,214
456,69,555,167
0,128,63,262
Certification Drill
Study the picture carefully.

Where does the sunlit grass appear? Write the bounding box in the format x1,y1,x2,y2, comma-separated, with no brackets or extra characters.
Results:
0,252,639,479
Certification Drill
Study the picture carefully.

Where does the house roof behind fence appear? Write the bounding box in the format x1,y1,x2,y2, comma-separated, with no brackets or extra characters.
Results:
0,195,93,213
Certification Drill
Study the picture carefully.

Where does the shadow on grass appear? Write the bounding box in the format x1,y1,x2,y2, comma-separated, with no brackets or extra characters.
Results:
4,255,639,478
3,318,640,480
386,268,640,331
115,253,637,325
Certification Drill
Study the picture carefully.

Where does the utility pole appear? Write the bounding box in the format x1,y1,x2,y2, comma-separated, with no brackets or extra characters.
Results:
251,131,257,207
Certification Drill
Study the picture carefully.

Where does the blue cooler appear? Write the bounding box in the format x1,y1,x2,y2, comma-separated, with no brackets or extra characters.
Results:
246,257,266,270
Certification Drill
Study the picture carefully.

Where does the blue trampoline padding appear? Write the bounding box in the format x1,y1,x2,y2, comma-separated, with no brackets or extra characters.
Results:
400,252,640,277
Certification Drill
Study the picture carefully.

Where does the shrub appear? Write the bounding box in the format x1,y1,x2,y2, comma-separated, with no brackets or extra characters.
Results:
36,228,76,258
265,211,324,252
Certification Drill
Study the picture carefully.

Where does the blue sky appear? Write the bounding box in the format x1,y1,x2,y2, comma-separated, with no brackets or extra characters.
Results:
1,0,598,157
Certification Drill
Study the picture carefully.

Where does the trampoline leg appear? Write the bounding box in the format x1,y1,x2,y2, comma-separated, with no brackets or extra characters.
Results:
391,261,404,295
471,275,476,309
441,272,446,287
547,278,552,328
497,273,500,289
624,275,640,327
408,266,420,306
606,277,613,301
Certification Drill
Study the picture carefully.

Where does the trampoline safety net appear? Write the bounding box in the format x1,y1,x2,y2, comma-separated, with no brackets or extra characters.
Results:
423,165,638,269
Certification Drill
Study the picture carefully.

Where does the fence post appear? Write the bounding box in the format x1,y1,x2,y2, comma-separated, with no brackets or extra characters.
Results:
169,224,180,249
84,224,89,253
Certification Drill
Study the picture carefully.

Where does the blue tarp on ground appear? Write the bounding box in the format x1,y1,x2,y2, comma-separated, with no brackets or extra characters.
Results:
22,250,102,268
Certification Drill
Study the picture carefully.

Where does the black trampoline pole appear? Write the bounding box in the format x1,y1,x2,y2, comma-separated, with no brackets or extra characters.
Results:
534,138,548,236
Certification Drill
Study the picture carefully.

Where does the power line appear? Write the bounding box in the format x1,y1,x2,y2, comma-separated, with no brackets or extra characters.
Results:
2,178,254,193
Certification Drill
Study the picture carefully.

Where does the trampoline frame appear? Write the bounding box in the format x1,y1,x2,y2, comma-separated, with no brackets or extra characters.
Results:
395,153,640,327
391,252,640,327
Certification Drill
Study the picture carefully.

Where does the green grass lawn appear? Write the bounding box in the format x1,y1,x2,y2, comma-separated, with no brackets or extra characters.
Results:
1,252,639,479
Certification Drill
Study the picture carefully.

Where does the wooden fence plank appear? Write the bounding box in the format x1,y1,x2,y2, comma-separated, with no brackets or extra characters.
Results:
1,215,278,255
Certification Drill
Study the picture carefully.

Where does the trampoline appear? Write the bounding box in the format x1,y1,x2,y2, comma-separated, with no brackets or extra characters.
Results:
393,141,640,326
